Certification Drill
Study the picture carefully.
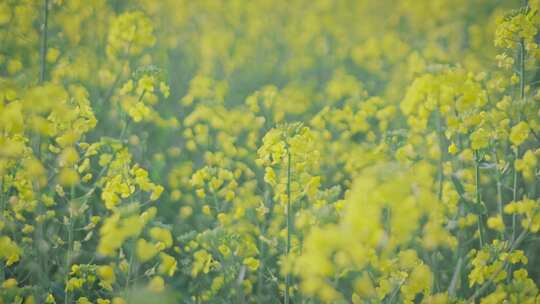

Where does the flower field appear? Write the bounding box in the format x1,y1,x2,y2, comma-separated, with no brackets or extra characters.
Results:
1,0,540,303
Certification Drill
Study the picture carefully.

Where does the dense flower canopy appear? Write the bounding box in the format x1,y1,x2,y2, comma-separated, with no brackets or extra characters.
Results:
1,0,540,303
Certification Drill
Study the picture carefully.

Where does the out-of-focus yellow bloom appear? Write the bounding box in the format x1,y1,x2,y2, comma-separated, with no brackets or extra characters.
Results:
97,265,116,290
2,278,17,289
510,122,529,146
158,253,178,276
487,215,505,232
136,238,159,262
147,276,165,293
243,257,260,271
107,11,156,57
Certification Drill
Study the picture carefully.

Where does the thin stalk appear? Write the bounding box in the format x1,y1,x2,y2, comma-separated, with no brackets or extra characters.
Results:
236,265,246,304
447,257,463,298
512,147,519,243
491,152,504,216
257,236,264,302
258,186,271,302
124,239,137,301
212,192,220,212
433,112,446,292
448,202,465,298
492,152,507,240
284,150,292,304
474,150,485,248
39,0,49,83
64,206,74,304
519,39,525,102
436,111,445,201
496,178,504,218
511,38,526,243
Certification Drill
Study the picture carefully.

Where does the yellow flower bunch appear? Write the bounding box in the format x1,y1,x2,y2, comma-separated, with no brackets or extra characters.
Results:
107,11,156,57
115,70,176,126
97,206,156,256
191,166,237,203
495,8,538,53
257,123,321,206
294,161,452,302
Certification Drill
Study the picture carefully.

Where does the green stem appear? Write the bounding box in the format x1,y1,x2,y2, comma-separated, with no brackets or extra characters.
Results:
436,111,445,201
285,150,292,304
64,208,74,304
124,240,136,301
448,202,466,298
474,150,485,248
447,257,463,298
511,38,526,243
492,151,507,240
512,147,519,243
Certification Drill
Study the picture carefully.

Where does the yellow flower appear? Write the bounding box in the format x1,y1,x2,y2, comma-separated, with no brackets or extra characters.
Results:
7,59,22,74
448,143,458,155
0,2,11,25
107,11,156,57
219,244,231,257
97,265,116,290
354,273,376,299
196,188,206,198
470,128,489,150
76,297,92,304
25,295,35,304
22,224,34,234
136,238,159,262
515,150,537,181
0,236,21,265
211,276,225,292
47,48,60,63
158,253,178,276
45,294,56,304
2,278,17,289
66,277,85,291
119,80,134,95
509,122,529,146
150,185,164,201
137,75,155,95
487,216,505,232
508,250,528,264
159,82,170,98
147,276,165,293
58,168,80,186
191,250,215,277
202,205,211,215
401,264,432,301
149,227,173,248
243,257,260,271
264,167,277,185
112,298,126,304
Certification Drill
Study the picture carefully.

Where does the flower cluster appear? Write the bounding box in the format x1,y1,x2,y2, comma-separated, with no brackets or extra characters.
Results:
107,11,156,57
257,123,321,206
